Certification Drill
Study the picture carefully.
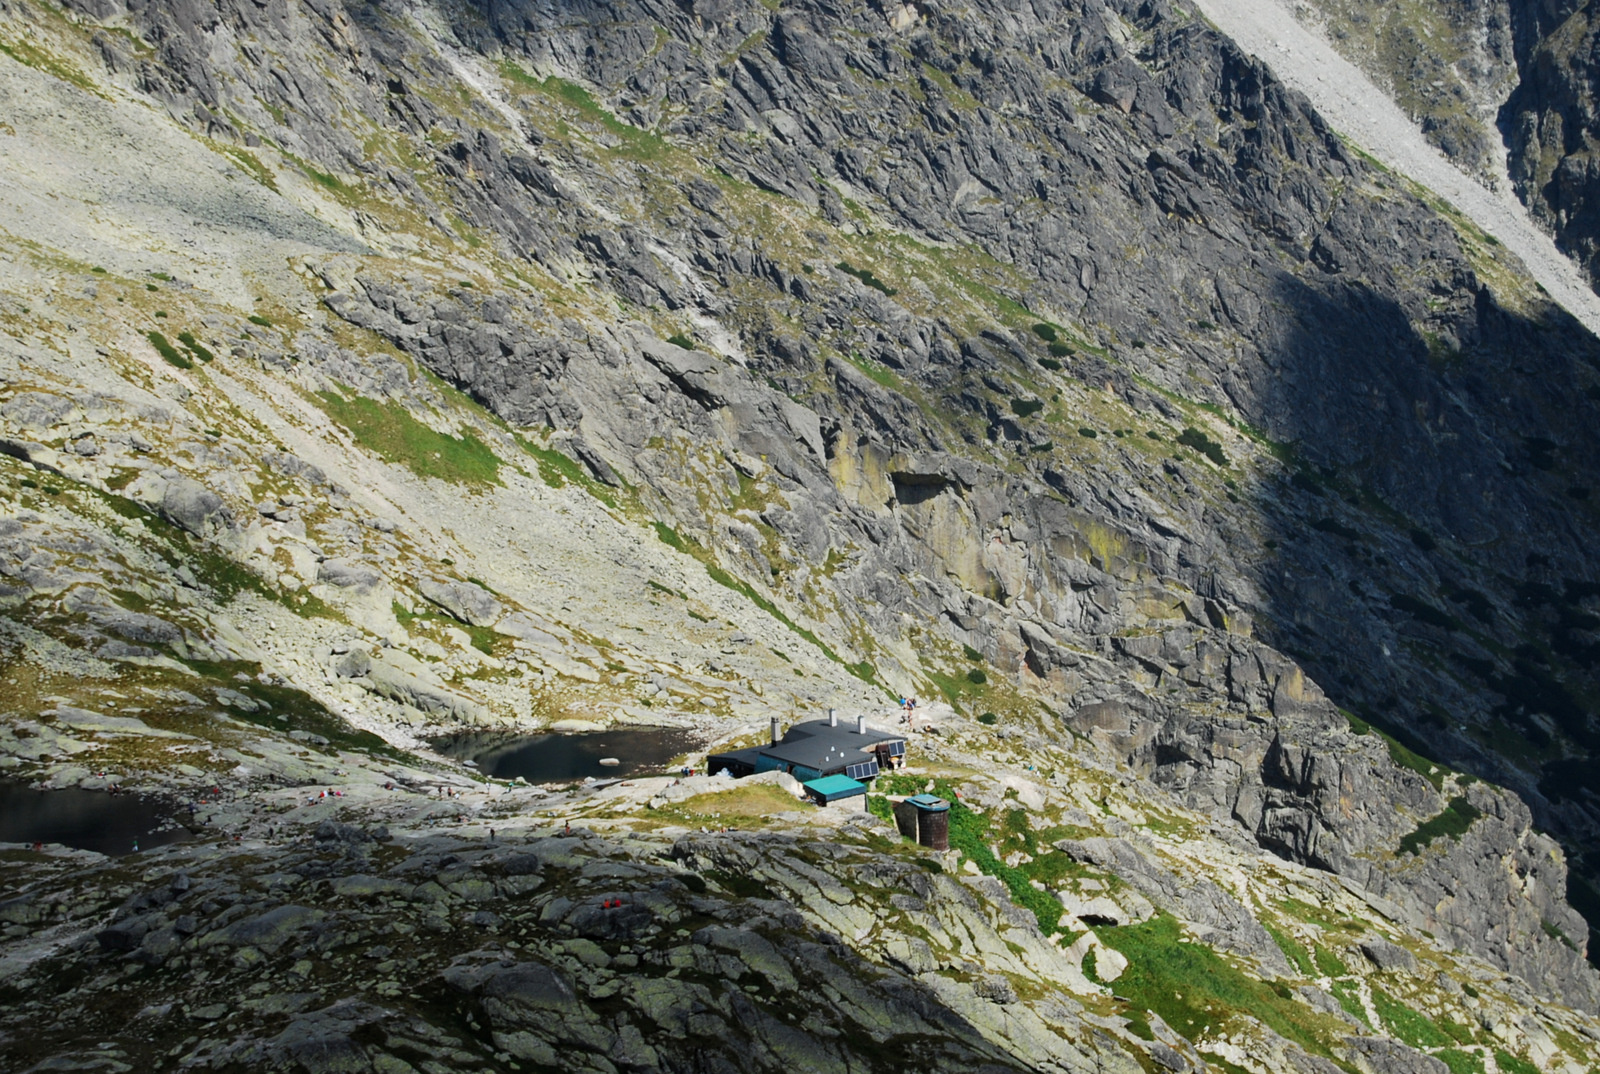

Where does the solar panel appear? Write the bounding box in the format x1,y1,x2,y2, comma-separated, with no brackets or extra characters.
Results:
845,760,879,780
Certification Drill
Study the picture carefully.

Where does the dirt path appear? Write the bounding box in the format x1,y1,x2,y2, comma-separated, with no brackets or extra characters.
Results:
1190,0,1600,336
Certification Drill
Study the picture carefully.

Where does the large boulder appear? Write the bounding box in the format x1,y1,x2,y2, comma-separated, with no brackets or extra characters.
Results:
158,476,232,539
418,578,502,627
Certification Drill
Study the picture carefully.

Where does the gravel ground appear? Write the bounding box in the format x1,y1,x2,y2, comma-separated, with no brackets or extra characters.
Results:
1191,0,1600,336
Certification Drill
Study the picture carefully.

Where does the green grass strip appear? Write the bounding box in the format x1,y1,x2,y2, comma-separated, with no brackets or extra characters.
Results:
1398,796,1482,856
317,390,499,486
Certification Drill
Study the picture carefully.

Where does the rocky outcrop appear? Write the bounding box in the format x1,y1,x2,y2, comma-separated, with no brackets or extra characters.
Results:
417,578,502,627
1503,2,1600,289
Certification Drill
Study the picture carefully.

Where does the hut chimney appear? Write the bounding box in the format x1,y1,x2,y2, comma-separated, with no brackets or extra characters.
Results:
770,716,780,745
828,708,837,727
856,714,866,734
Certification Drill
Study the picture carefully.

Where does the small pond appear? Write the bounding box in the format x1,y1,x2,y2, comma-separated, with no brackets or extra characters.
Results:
0,784,191,856
432,726,702,783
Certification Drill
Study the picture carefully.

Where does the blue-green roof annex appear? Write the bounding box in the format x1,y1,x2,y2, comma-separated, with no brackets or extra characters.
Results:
803,775,866,800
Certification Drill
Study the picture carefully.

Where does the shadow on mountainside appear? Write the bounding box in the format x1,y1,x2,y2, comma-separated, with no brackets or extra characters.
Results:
1252,266,1600,951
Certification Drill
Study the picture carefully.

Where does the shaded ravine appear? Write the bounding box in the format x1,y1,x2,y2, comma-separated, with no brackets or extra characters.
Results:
1191,0,1600,333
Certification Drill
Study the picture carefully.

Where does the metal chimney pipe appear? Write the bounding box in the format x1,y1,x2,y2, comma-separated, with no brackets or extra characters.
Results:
770,717,780,745
828,708,837,727
856,714,866,735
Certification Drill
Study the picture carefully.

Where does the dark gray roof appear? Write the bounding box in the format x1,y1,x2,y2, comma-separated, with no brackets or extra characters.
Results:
759,719,902,771
706,745,767,766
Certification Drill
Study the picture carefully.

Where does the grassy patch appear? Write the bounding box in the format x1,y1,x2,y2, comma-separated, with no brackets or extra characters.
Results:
188,659,415,764
1312,944,1349,978
176,331,215,364
1436,1052,1483,1074
301,162,346,193
1176,426,1228,467
1344,709,1446,790
147,331,191,370
515,434,615,508
0,36,96,93
97,493,273,604
1264,921,1315,977
1494,1051,1538,1074
1330,980,1368,1025
1371,987,1453,1049
1398,796,1482,856
836,261,897,296
1098,915,1336,1053
316,389,499,486
652,783,801,828
842,352,904,392
501,63,671,160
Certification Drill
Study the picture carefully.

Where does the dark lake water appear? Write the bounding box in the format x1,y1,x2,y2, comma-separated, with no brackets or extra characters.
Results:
432,726,702,783
0,784,191,856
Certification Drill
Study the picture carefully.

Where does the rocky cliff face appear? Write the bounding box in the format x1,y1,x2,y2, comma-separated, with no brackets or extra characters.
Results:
1502,1,1600,289
1287,0,1520,183
1291,0,1600,300
3,0,1600,1065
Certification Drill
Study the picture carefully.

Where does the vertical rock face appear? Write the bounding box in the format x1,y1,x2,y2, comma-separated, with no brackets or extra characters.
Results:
1503,2,1600,289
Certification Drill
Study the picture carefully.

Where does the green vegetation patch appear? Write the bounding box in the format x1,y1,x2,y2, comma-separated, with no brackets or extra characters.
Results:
515,434,615,508
0,36,97,93
207,668,415,764
1264,920,1315,977
1176,426,1229,467
836,261,897,296
176,331,215,363
97,493,275,604
1010,398,1044,418
842,353,904,392
1398,796,1482,856
1494,1050,1538,1074
1371,987,1453,1049
1344,709,1445,790
1436,1049,1483,1074
500,63,670,160
1312,944,1349,978
1329,980,1368,1026
1098,915,1335,1053
316,390,499,486
147,331,192,370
